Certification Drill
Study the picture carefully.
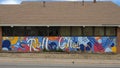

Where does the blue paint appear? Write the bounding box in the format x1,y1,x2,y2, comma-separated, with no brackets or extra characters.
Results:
2,40,11,50
80,44,85,52
2,36,117,53
86,46,91,51
48,42,57,51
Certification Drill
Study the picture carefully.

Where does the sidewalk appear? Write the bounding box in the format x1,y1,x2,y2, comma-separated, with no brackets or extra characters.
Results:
0,53,120,64
0,57,120,64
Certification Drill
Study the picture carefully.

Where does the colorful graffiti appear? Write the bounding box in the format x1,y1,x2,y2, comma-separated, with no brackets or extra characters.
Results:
2,36,117,53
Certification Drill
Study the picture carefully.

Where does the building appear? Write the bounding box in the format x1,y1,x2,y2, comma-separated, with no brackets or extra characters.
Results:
0,1,120,53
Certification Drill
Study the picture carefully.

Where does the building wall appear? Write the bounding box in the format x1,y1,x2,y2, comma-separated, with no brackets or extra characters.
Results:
117,28,120,53
0,27,2,51
2,36,116,53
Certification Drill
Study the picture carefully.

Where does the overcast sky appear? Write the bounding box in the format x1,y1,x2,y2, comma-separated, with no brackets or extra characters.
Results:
0,0,119,5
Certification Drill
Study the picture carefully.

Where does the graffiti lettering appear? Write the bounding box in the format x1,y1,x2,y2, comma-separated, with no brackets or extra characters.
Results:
2,36,117,53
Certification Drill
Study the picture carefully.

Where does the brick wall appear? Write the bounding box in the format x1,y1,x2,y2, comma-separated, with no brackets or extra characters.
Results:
117,27,120,53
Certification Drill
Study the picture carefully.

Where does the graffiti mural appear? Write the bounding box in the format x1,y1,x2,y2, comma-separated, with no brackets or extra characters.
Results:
2,36,117,53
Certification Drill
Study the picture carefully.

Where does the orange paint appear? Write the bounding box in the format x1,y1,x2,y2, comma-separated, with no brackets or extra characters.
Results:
48,37,59,41
95,37,101,40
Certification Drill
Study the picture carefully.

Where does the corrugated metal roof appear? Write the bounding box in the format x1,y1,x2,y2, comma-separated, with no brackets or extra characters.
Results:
0,2,120,26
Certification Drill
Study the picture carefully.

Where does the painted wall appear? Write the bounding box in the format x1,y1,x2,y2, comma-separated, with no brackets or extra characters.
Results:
2,36,117,53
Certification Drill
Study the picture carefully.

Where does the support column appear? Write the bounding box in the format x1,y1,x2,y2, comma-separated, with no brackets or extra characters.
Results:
0,26,2,51
117,27,120,53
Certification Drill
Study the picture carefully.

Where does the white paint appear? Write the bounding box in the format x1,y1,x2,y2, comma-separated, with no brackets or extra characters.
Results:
2,48,8,51
58,37,63,49
58,37,68,50
45,38,49,51
42,37,46,49
27,38,36,52
78,37,90,46
98,39,102,44
105,47,112,52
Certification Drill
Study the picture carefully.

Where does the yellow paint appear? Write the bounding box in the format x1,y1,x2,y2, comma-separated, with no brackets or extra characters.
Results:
32,38,40,48
20,37,24,42
3,37,6,40
65,44,69,48
111,46,117,53
3,37,19,45
10,37,19,45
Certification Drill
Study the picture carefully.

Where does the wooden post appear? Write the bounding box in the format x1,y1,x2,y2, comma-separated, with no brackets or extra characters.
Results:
0,26,2,51
117,27,120,53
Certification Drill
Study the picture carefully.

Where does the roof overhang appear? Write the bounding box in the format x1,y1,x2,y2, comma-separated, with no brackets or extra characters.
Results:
0,2,120,26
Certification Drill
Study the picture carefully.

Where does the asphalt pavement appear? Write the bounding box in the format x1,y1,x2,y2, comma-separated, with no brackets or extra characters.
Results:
0,63,120,68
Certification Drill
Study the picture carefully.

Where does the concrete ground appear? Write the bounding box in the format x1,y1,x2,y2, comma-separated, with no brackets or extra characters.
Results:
0,53,120,66
1,57,120,64
0,53,120,60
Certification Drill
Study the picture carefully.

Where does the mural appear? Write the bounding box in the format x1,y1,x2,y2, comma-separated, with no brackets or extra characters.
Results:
2,36,117,53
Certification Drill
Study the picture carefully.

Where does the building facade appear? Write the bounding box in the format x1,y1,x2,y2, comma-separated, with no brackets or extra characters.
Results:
0,1,120,53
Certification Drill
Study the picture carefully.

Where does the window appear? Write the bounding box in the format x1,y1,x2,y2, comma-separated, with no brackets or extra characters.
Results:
59,26,70,36
83,27,93,36
26,27,38,36
38,27,48,36
2,26,117,36
94,27,104,36
49,27,59,36
13,26,26,36
71,26,82,36
106,27,116,36
2,26,13,36
2,26,47,36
